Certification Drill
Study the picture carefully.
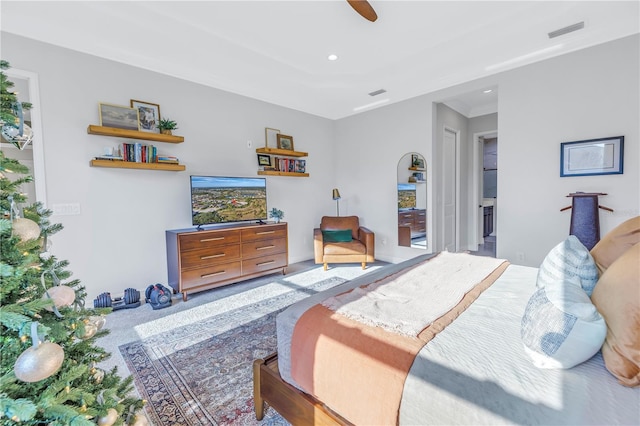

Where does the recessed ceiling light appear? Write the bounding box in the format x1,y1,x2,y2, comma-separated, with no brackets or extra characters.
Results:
328,54,338,61
483,89,493,94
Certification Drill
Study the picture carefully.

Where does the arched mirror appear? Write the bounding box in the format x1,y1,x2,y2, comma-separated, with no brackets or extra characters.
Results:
397,153,427,248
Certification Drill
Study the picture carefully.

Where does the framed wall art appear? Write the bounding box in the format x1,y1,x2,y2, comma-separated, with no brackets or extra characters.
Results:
265,127,280,148
130,99,161,133
560,136,624,177
98,103,140,131
257,153,271,166
277,134,294,151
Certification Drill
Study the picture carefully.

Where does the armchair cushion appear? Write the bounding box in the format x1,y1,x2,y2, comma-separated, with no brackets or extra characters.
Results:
320,216,360,239
322,229,353,243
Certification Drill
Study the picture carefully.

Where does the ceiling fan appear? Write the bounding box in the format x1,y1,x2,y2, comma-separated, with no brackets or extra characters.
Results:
347,0,378,22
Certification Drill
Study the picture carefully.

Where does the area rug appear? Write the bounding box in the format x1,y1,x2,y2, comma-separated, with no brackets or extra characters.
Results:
120,274,351,426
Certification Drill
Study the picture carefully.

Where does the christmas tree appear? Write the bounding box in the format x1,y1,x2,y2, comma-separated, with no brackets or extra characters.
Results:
1,63,145,425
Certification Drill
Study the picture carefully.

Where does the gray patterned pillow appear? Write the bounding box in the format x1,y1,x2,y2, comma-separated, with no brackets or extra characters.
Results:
521,282,606,369
536,235,598,296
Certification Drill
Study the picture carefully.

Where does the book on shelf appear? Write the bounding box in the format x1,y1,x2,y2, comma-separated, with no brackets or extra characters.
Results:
94,155,123,161
115,143,162,163
273,157,306,173
157,156,179,164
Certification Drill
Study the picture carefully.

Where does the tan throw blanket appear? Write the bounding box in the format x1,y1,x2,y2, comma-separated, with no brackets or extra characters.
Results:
291,254,509,426
323,251,507,336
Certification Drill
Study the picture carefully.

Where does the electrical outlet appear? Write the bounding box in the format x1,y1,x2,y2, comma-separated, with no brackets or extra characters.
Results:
52,203,81,216
247,140,253,149
382,238,387,245
516,251,525,262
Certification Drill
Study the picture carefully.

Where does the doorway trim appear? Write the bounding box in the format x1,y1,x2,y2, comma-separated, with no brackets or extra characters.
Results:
442,126,460,252
5,68,47,206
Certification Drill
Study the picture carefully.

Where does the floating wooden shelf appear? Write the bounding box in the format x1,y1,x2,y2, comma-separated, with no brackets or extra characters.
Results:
258,170,309,177
409,166,426,171
255,147,308,158
90,159,185,171
87,125,184,143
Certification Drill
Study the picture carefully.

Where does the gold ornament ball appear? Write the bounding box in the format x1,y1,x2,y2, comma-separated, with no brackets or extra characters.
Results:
89,315,107,330
97,408,118,426
14,342,64,382
132,414,150,426
12,218,41,241
43,285,76,311
77,323,97,340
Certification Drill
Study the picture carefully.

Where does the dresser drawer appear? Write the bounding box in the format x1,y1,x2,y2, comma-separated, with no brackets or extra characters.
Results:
180,244,241,269
241,224,287,242
242,253,287,275
178,230,240,251
242,237,286,260
181,261,242,290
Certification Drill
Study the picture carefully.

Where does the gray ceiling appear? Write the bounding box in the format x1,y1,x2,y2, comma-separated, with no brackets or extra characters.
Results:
2,1,638,119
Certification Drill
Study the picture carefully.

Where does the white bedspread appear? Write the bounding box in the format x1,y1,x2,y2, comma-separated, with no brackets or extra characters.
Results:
276,256,640,424
322,252,506,336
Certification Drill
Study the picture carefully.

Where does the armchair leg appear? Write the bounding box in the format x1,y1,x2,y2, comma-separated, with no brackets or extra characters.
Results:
324,263,328,271
361,262,366,270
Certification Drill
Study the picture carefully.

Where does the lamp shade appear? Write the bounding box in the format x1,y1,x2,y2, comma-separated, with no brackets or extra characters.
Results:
332,188,341,200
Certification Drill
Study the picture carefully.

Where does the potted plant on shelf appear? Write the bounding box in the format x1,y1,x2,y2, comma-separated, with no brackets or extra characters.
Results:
157,118,178,135
269,208,284,223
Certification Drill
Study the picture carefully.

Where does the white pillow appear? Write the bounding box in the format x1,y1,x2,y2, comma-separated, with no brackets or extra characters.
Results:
536,235,599,296
521,280,606,369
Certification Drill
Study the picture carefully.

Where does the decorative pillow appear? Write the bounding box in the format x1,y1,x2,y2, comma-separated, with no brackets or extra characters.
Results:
537,235,599,296
521,281,606,369
590,216,640,276
591,242,640,387
322,229,353,243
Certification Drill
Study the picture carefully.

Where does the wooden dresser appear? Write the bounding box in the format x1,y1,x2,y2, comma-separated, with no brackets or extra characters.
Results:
398,209,426,247
166,222,288,300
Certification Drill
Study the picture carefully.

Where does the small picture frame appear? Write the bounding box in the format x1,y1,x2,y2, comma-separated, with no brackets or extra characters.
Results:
560,136,624,177
277,134,294,151
265,127,280,148
257,153,271,167
99,103,140,131
411,154,425,169
130,99,161,133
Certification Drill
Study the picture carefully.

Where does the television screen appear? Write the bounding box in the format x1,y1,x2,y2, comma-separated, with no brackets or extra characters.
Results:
190,176,267,226
397,183,416,209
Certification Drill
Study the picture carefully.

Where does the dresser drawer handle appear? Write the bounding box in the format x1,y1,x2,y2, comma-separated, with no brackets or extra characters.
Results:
201,237,225,242
201,253,225,260
201,271,225,278
256,230,275,235
256,245,275,250
256,260,275,266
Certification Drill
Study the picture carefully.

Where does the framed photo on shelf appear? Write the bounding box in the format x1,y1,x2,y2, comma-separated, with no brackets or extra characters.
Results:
560,136,624,177
265,127,280,148
130,99,161,133
295,159,306,173
411,154,425,169
277,134,294,151
257,153,272,167
98,103,140,131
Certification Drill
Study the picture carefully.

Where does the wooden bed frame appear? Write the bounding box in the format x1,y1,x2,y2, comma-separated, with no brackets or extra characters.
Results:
253,352,352,425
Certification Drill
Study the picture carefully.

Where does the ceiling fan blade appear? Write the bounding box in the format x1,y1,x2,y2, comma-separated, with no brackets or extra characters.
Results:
347,0,378,22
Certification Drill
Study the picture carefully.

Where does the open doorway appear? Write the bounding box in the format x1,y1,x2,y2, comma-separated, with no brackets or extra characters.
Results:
473,132,497,257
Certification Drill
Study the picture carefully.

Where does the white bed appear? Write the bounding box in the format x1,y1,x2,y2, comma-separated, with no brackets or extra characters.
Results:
273,254,639,425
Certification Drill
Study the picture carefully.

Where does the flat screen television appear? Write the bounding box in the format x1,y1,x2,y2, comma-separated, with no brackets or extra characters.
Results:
190,176,267,227
397,183,416,209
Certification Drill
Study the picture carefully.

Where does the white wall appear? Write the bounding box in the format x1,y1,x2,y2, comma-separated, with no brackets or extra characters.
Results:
2,33,335,301
3,32,638,300
335,34,639,267
498,34,639,265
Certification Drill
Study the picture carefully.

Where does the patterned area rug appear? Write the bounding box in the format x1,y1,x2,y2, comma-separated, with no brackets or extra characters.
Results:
120,275,348,426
